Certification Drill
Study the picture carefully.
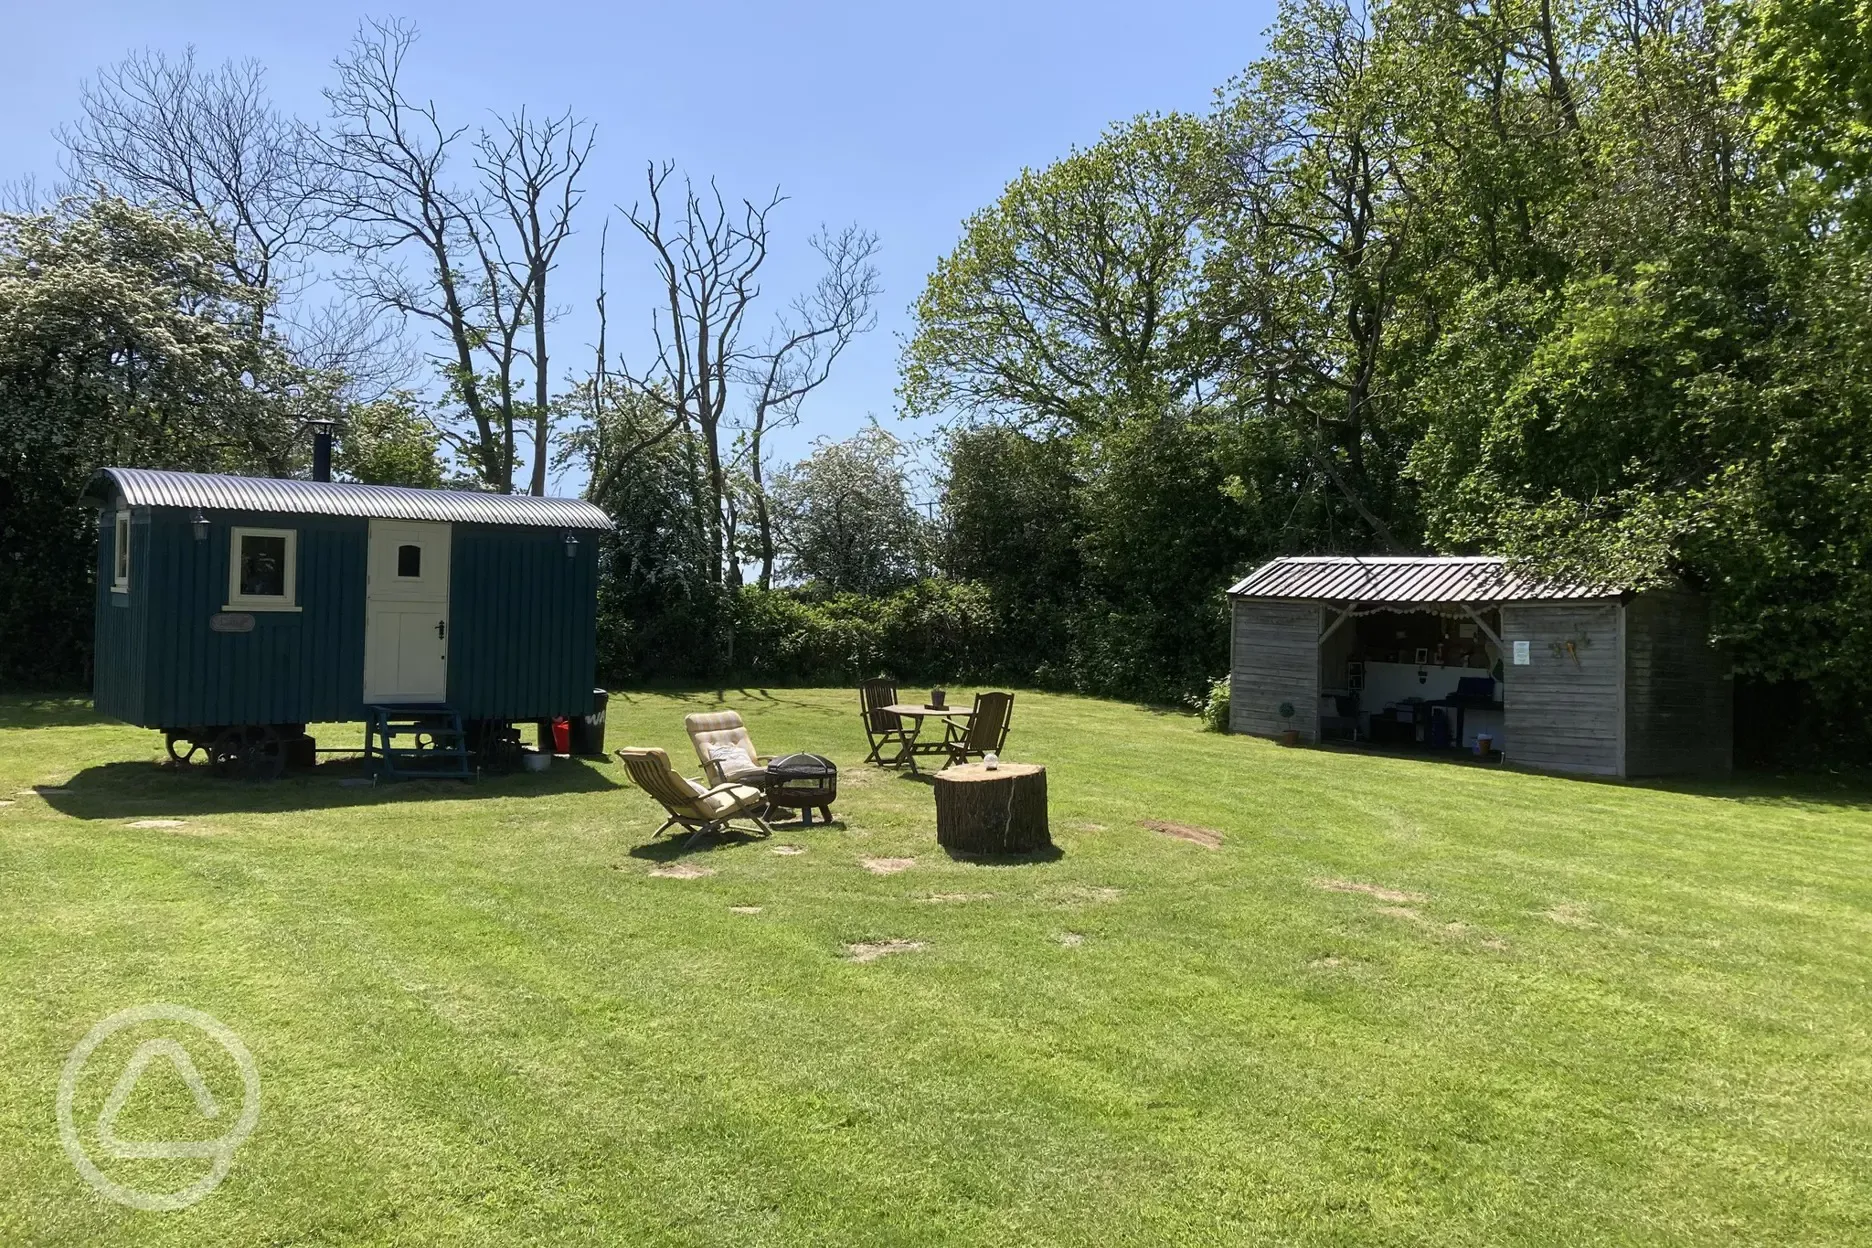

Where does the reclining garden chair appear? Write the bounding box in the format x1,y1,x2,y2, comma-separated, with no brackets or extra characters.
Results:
858,679,911,766
943,691,1014,768
683,711,770,786
614,746,774,848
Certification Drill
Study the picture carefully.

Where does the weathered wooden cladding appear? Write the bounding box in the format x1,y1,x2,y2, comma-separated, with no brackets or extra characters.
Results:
1498,602,1623,776
1229,600,1322,741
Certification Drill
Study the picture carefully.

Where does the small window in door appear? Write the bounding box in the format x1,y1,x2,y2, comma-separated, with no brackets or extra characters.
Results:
112,511,131,592
396,544,422,578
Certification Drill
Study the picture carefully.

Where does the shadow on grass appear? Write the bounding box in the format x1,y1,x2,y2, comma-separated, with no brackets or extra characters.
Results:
943,845,1066,866
32,756,619,820
0,695,105,730
622,824,834,861
1305,739,1872,811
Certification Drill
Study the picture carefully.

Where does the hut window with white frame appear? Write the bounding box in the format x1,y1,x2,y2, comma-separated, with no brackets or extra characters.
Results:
226,527,299,610
111,510,131,592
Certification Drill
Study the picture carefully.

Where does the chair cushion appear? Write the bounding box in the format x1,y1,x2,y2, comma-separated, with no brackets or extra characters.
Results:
685,712,759,770
708,744,756,771
696,784,764,819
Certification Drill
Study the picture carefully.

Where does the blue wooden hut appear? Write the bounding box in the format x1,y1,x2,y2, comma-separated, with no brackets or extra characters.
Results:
83,467,613,777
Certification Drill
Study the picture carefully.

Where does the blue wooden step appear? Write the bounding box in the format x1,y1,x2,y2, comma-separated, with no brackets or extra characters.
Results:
366,704,473,780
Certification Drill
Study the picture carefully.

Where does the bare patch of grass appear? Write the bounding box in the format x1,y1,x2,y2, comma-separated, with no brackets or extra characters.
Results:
1058,885,1125,905
1316,879,1427,904
1057,932,1086,948
917,892,992,903
1141,819,1222,849
770,844,807,856
649,863,715,879
127,819,187,829
842,939,926,963
729,905,763,914
860,857,916,875
1544,903,1597,929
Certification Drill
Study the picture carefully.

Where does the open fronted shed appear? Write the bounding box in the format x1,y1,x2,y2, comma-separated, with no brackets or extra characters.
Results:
1227,556,1730,777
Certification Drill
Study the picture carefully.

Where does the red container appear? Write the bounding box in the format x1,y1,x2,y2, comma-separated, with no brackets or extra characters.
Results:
551,717,571,754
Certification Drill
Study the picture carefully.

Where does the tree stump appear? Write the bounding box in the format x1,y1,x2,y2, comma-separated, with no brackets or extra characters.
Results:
932,763,1050,854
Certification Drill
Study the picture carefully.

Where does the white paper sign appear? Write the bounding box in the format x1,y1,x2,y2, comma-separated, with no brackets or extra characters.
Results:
1512,640,1531,666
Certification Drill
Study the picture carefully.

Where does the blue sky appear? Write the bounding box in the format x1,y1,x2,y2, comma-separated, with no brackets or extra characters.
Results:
2,0,1274,492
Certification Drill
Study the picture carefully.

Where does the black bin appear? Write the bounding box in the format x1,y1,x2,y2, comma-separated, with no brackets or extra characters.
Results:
569,688,608,756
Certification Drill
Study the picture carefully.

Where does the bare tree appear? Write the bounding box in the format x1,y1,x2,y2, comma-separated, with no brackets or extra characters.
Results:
60,47,330,335
0,173,74,214
313,19,505,485
613,163,783,582
476,109,593,495
313,20,591,493
577,220,689,498
739,225,881,587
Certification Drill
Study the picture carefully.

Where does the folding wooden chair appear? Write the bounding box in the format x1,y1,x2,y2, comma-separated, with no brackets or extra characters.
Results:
614,747,774,848
858,679,912,766
943,692,1014,768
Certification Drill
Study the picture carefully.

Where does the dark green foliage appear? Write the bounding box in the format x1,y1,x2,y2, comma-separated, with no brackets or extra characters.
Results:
729,580,999,686
585,411,728,684
939,428,1084,684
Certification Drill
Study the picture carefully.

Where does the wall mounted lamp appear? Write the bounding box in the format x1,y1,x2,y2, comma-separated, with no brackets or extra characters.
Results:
191,508,210,541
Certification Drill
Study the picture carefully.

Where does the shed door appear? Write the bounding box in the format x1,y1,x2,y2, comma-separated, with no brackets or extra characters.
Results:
364,521,451,703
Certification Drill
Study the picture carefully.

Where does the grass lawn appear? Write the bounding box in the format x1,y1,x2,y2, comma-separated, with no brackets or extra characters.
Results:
2,688,1870,1246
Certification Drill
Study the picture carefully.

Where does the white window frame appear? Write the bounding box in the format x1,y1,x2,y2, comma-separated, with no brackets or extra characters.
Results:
225,526,301,612
111,510,131,593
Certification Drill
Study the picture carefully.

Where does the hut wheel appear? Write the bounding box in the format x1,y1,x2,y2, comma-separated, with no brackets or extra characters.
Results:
210,726,285,781
165,732,207,766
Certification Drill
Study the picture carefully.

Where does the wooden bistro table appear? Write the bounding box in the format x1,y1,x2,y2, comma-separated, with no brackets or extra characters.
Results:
881,702,973,774
931,762,1050,854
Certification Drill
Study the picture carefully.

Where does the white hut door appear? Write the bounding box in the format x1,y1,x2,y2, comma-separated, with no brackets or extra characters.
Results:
364,520,452,703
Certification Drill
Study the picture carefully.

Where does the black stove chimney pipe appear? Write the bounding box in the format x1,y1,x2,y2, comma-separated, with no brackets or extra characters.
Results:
310,420,334,483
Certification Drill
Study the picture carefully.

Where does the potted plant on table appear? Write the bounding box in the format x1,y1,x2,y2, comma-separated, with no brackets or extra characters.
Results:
1278,701,1299,746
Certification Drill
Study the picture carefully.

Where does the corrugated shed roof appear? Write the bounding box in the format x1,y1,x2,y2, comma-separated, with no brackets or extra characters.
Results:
1226,555,1619,603
85,468,614,530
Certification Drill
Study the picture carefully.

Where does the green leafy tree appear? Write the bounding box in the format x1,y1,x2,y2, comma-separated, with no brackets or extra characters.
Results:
1737,0,1872,205
901,112,1225,432
566,380,726,679
0,194,316,685
770,427,928,595
334,393,444,487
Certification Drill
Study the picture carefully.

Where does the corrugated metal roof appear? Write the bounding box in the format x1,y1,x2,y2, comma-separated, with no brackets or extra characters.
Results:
1226,555,1618,603
85,468,614,530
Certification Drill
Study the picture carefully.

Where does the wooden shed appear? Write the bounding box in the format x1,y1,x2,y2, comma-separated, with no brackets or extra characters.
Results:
1227,556,1731,778
83,467,613,777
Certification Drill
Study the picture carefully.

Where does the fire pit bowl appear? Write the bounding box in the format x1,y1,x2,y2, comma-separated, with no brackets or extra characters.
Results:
765,753,838,825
